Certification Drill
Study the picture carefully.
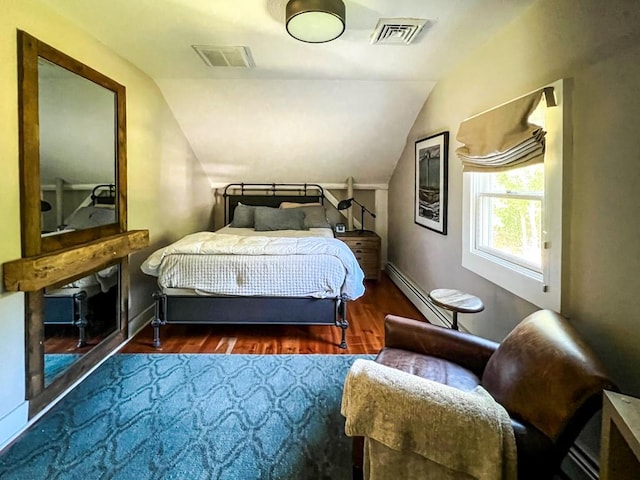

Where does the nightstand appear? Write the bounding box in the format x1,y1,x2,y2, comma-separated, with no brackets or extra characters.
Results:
336,230,381,281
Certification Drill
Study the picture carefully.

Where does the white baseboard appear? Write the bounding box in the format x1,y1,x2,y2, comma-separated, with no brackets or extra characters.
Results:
128,304,155,338
0,401,29,452
385,263,452,328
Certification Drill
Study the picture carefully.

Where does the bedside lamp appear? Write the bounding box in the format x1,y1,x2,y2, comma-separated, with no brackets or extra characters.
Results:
337,197,376,233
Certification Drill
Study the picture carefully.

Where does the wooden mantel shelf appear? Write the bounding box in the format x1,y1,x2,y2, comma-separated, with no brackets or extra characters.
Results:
3,230,149,292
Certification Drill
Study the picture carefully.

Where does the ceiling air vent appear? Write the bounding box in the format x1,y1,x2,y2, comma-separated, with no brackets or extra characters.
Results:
192,45,255,68
370,18,428,45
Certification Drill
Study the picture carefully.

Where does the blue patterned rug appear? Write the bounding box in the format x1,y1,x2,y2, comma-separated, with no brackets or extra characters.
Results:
0,354,368,480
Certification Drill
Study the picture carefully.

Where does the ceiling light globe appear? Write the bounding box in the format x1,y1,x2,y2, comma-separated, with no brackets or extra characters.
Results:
286,0,346,43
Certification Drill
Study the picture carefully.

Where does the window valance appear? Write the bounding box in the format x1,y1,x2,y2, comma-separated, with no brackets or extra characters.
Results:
456,88,552,172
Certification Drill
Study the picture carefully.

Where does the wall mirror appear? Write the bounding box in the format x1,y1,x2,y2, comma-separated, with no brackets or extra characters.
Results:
18,30,127,257
39,58,117,237
17,30,129,415
43,264,120,388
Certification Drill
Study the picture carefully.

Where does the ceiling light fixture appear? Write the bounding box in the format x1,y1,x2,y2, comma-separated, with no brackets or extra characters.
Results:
286,0,346,44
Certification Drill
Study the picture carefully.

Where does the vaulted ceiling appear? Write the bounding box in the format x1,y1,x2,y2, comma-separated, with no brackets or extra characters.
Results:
40,0,535,186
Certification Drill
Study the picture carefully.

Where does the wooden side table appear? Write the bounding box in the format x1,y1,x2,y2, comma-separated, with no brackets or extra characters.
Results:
600,390,640,480
428,288,484,330
336,230,381,281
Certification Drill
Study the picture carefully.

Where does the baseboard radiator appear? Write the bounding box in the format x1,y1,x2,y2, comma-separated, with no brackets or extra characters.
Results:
385,262,452,328
385,262,599,480
562,445,599,480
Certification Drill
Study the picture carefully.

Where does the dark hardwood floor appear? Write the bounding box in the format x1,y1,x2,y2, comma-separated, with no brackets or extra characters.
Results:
122,272,426,354
45,326,113,354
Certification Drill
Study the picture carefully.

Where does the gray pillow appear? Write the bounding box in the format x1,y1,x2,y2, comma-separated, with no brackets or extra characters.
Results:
297,205,331,229
230,204,255,228
254,207,307,231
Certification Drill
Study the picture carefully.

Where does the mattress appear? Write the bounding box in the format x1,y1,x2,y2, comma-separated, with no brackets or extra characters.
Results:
141,230,365,300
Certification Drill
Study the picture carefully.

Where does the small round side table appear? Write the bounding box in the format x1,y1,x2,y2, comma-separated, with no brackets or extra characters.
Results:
428,288,484,330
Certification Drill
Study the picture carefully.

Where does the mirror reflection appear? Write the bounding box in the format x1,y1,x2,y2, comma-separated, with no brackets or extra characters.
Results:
38,58,117,236
43,264,119,387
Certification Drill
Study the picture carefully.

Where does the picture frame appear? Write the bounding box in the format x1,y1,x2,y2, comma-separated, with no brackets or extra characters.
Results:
414,131,449,234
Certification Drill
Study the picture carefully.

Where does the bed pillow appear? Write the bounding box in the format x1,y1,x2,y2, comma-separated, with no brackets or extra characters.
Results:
279,202,330,228
299,205,331,229
254,206,307,231
230,204,255,228
279,201,322,209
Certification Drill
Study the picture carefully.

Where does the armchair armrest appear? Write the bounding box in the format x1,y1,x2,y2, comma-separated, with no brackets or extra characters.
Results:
383,315,499,378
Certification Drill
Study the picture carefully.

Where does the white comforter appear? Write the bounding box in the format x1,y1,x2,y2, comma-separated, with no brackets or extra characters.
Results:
141,232,366,300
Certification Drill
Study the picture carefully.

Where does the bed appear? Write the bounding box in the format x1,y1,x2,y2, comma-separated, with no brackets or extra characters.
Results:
142,183,365,349
44,267,118,347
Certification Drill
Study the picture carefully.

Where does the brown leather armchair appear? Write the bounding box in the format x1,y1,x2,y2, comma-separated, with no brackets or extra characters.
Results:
355,309,616,480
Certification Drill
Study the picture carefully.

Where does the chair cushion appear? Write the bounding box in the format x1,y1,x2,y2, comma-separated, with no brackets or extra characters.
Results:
375,347,481,392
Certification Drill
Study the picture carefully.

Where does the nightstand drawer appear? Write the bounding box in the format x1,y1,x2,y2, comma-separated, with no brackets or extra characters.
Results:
349,246,376,256
352,251,377,262
356,256,380,272
336,231,381,281
339,237,379,249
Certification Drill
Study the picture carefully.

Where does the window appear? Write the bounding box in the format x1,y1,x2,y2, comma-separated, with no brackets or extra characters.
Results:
462,80,565,311
474,164,544,273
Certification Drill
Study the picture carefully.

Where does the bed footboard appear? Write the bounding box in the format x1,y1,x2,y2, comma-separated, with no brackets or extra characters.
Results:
151,291,167,348
44,289,88,348
151,291,349,349
336,294,348,349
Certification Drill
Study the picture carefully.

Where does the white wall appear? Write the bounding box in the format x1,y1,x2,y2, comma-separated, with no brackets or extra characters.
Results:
388,0,640,467
0,0,212,447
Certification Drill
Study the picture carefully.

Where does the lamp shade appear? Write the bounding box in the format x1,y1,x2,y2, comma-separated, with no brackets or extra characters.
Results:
337,198,353,210
286,0,345,43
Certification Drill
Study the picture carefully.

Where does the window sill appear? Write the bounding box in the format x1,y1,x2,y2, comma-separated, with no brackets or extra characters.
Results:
462,248,559,311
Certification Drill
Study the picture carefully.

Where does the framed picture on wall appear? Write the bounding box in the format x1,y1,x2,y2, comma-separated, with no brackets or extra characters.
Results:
414,131,449,235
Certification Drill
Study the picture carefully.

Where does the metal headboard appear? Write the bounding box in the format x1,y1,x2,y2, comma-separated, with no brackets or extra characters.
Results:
91,184,116,206
223,183,325,224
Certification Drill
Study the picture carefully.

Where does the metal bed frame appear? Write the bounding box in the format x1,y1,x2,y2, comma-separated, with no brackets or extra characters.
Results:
44,290,89,348
151,183,350,349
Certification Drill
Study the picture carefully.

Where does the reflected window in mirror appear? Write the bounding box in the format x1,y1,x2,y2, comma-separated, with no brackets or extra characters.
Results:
38,58,117,236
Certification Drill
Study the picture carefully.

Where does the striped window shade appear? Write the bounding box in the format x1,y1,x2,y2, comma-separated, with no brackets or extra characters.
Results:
456,87,554,172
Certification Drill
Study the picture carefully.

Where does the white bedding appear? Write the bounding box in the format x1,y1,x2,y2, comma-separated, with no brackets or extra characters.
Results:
141,230,365,300
49,264,119,296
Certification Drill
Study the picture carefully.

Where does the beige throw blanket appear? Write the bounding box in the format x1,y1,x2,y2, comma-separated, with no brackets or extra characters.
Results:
341,359,517,480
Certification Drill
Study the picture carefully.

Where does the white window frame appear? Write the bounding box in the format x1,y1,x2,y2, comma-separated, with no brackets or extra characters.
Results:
462,79,565,311
475,187,544,273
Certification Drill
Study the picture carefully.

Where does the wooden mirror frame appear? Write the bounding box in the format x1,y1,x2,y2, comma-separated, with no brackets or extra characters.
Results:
17,30,129,416
18,30,127,256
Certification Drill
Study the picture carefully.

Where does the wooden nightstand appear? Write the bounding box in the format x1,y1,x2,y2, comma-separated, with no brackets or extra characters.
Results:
336,230,381,281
